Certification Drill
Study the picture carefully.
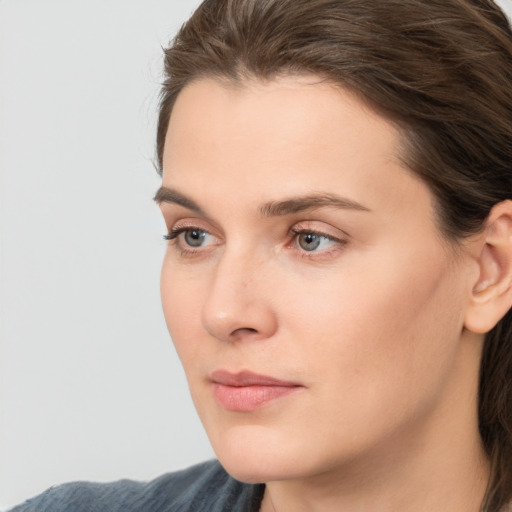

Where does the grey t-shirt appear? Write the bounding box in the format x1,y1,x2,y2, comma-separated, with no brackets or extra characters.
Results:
10,460,265,512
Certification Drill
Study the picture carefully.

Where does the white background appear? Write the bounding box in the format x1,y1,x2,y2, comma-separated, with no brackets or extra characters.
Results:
1,0,511,509
0,1,213,509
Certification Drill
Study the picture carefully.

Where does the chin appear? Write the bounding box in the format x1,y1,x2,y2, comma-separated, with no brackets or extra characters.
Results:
219,452,302,484
208,423,319,484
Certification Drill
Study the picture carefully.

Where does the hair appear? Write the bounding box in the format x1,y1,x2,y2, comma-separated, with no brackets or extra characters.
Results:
156,0,512,509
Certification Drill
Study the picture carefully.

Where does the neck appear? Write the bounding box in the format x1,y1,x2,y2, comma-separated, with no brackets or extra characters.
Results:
262,430,489,512
261,333,490,512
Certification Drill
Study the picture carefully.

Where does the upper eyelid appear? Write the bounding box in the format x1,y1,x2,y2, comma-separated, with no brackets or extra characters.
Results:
290,221,350,240
166,215,222,235
292,226,341,238
167,225,214,239
167,221,348,235
165,218,350,242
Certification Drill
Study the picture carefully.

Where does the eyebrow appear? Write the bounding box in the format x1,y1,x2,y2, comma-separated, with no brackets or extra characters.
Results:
154,186,370,217
154,187,205,214
260,194,370,216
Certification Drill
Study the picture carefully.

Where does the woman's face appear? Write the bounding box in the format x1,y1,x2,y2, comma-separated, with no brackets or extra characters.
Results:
158,76,479,483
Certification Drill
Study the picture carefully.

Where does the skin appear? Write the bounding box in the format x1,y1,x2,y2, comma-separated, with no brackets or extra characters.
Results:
157,76,491,512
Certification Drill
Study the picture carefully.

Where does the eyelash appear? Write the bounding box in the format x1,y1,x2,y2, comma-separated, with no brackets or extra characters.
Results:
163,228,188,241
163,226,347,258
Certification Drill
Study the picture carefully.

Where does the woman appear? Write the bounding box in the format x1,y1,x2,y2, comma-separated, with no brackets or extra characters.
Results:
12,0,512,511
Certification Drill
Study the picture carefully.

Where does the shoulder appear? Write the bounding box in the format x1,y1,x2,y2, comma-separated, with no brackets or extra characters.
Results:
10,460,264,512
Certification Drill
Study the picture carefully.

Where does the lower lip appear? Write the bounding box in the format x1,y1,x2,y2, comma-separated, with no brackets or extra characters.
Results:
212,383,301,412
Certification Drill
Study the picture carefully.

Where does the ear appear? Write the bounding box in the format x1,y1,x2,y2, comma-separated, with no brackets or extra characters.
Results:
464,200,512,334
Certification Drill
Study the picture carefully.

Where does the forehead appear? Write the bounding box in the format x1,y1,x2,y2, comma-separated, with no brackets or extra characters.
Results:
165,75,396,151
162,76,433,225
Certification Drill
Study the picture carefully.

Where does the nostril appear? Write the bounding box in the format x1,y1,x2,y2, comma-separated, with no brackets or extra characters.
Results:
231,327,259,337
237,327,258,334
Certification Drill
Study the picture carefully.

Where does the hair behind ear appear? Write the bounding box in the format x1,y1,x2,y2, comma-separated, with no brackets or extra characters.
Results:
467,201,512,511
479,309,512,511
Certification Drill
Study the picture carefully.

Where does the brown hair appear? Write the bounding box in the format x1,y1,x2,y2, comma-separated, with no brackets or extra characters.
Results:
156,1,512,509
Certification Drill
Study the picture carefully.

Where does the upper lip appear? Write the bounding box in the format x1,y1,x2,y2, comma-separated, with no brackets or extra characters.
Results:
210,370,301,387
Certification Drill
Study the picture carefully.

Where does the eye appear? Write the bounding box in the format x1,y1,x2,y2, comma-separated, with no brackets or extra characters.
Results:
290,226,346,255
164,227,217,250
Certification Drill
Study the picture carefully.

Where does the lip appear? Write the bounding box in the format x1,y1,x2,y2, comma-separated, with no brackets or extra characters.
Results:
210,370,303,412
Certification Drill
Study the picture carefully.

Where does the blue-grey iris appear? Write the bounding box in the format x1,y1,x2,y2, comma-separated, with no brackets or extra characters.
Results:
185,229,207,247
298,233,321,251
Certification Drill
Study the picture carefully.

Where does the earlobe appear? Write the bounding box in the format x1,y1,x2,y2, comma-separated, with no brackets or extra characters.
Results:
464,200,512,334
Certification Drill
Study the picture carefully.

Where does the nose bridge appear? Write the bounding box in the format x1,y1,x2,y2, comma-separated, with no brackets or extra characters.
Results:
201,243,277,342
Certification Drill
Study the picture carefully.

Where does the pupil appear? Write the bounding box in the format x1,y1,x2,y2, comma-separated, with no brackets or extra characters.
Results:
300,233,320,251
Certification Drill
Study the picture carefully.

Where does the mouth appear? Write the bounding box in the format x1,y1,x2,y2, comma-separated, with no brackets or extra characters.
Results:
210,370,304,412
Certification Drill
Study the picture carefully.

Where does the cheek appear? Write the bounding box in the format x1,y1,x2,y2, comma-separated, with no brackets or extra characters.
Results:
282,245,465,417
160,258,205,360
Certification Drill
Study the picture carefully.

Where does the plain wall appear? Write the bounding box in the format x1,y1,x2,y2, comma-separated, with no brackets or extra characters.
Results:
1,0,511,509
0,1,214,509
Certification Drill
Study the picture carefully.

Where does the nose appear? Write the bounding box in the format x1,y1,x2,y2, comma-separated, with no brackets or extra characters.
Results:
201,249,278,343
